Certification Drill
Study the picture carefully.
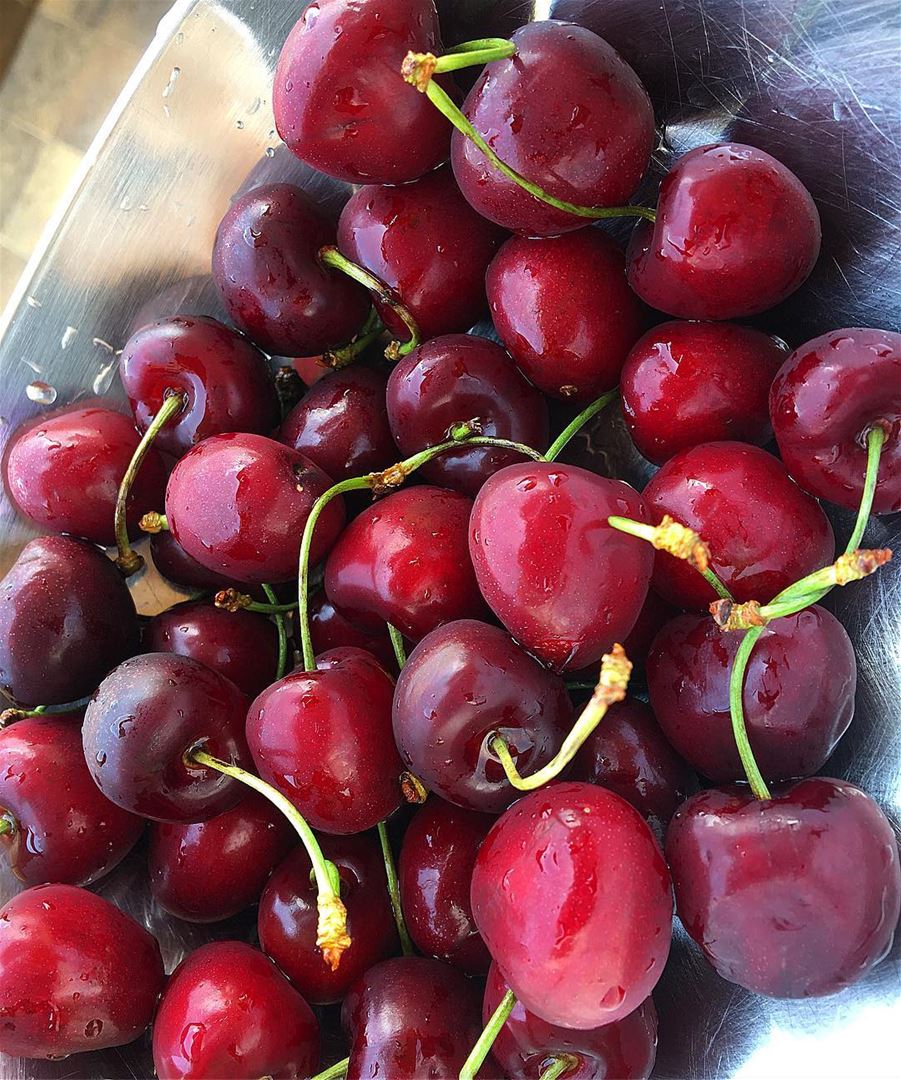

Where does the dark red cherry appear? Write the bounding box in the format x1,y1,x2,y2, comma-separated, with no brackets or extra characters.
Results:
627,143,821,319
483,962,658,1080
620,589,679,669
82,652,252,822
337,168,505,341
643,442,835,611
647,606,855,783
212,184,369,356
0,716,143,887
620,321,787,464
770,327,901,513
666,778,901,997
149,793,294,922
0,536,139,707
259,831,399,1004
470,463,653,672
150,529,234,591
471,781,672,1029
386,334,549,496
309,588,396,672
451,21,654,236
5,406,166,545
393,620,572,813
398,797,493,974
0,883,165,1059
273,0,451,184
153,941,320,1080
487,230,646,400
165,432,346,585
119,315,279,457
325,485,488,640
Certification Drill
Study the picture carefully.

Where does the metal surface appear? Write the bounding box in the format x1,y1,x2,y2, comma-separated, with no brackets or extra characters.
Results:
0,0,899,1076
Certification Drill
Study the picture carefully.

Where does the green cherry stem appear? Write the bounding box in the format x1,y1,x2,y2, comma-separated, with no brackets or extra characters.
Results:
0,813,16,837
377,820,414,956
262,584,289,681
387,624,407,669
323,306,385,370
214,588,299,615
139,511,168,533
459,988,517,1080
1,698,92,726
309,1057,349,1080
544,389,619,462
538,1055,580,1080
434,37,516,71
728,625,772,800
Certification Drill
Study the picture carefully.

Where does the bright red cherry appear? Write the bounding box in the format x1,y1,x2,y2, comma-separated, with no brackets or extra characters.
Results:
487,230,646,400
153,941,320,1079
770,327,901,513
471,781,672,1029
308,588,396,672
620,321,787,464
0,884,165,1059
666,778,901,997
643,441,835,611
627,144,821,319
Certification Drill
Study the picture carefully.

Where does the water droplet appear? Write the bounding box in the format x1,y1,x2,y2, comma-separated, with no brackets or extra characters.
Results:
26,295,42,309
92,361,117,395
94,751,107,767
60,326,78,350
247,97,262,115
84,1019,103,1039
26,381,57,406
163,66,181,99
235,119,244,130
265,147,275,157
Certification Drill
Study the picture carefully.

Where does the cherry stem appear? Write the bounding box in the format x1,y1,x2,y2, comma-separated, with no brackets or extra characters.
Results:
0,813,16,837
377,820,414,956
214,587,298,615
728,624,772,800
262,584,289,681
538,1055,580,1080
139,511,168,533
190,749,350,969
460,988,517,1080
387,624,407,669
544,389,619,462
309,1058,349,1080
434,37,517,71
1,697,93,726
323,307,385,370
114,391,186,576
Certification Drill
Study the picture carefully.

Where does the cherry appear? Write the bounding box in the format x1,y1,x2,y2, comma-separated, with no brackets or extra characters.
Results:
119,315,279,457
471,781,672,1029
165,432,346,585
386,334,550,496
620,321,788,464
451,21,654,236
0,716,143,888
486,230,646,400
258,831,399,1004
4,405,166,545
152,940,320,1079
643,442,835,611
309,588,396,672
769,327,901,513
0,536,139,707
212,184,369,356
666,778,901,998
82,652,252,822
0,883,165,1059
398,797,493,974
627,143,821,319
470,462,653,672
150,528,236,591
620,589,679,669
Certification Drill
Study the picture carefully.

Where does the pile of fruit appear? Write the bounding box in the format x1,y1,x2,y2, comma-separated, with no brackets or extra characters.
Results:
0,2,899,1078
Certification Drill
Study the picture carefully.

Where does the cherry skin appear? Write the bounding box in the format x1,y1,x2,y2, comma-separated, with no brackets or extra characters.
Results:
470,462,653,672
666,778,901,998
647,606,856,783
258,831,399,1004
398,797,493,974
620,321,787,464
0,883,165,1059
620,589,679,669
451,20,654,236
119,315,279,457
386,334,550,497
5,405,166,545
212,183,369,356
165,432,346,586
393,620,573,813
627,143,822,319
471,781,673,1029
643,441,835,611
82,652,252,823
152,940,320,1080
151,529,235,591
0,536,140,707
0,716,143,888
769,327,901,513
149,793,294,922
487,230,646,400
308,588,396,672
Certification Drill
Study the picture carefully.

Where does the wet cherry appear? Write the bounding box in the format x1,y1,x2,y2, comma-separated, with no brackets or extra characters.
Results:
308,588,396,672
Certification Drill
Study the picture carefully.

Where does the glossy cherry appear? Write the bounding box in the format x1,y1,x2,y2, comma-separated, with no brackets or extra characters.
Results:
386,334,549,496
308,588,396,672
487,230,646,400
471,781,673,1029
627,143,821,319
152,941,320,1079
0,883,165,1059
0,536,139,707
451,20,654,236
620,321,787,464
82,652,252,822
643,441,835,611
150,529,235,590
666,778,901,998
770,327,901,513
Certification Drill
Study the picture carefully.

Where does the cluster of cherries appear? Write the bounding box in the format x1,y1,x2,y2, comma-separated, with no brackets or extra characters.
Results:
1,2,900,1078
